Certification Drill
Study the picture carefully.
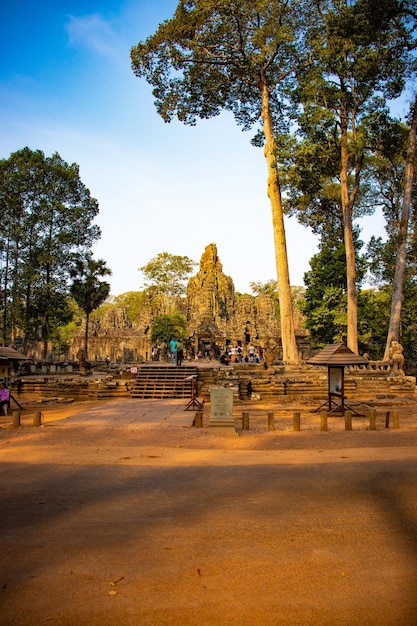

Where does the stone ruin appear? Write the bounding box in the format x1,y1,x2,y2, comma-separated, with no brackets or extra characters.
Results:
11,243,416,401
70,243,309,364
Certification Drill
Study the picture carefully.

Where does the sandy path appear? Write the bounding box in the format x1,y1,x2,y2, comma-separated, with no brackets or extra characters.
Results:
1,397,417,625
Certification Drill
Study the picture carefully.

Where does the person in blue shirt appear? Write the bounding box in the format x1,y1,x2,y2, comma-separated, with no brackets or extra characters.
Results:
169,339,177,365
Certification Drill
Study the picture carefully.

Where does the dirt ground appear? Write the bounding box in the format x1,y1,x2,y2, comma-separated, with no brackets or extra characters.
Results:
1,395,417,625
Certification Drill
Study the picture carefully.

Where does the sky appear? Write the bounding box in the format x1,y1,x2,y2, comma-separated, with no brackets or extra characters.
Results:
0,1,410,297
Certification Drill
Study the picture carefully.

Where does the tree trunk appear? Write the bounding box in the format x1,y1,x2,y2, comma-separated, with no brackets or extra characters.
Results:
383,94,417,361
261,81,299,364
84,311,89,360
340,112,358,353
2,238,10,346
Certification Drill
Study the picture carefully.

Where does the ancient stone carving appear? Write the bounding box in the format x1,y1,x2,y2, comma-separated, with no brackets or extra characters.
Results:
389,341,405,375
264,338,279,369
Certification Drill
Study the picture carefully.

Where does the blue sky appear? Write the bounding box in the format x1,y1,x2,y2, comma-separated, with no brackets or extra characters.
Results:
0,0,404,296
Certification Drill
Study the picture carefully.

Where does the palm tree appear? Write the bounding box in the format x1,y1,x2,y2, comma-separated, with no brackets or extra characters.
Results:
70,255,111,359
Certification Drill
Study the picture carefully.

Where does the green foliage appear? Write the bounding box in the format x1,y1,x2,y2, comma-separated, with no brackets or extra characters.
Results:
400,282,417,361
282,0,414,351
131,0,319,363
0,147,100,350
303,284,347,347
301,230,367,346
131,0,308,134
112,291,149,322
357,288,391,358
139,252,196,297
89,301,115,321
70,256,112,317
51,321,77,357
70,255,111,355
250,280,278,297
366,222,417,361
151,311,188,345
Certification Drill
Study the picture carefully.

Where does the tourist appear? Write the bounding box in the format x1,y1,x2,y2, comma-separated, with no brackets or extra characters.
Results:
220,352,230,365
176,340,184,366
169,338,177,365
0,383,10,416
230,346,237,362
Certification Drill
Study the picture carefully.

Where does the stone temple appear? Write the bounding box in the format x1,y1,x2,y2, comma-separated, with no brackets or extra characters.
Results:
71,243,305,364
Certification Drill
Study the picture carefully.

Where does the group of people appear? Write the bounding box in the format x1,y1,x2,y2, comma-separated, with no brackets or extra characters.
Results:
0,382,10,415
164,340,262,365
169,338,184,366
228,344,260,363
219,344,261,365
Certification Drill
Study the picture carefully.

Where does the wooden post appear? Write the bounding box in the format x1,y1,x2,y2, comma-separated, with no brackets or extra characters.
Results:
293,411,300,432
267,412,275,430
392,410,400,429
320,411,328,432
344,411,353,431
33,411,42,427
193,411,203,427
369,409,377,430
12,410,21,428
242,412,249,430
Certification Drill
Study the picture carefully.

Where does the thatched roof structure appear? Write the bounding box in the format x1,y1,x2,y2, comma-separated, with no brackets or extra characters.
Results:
306,342,369,367
0,347,30,362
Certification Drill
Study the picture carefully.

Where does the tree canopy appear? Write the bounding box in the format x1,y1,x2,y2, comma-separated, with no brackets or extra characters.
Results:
151,311,188,345
0,147,101,354
284,0,415,353
139,252,197,297
131,0,312,362
70,255,112,357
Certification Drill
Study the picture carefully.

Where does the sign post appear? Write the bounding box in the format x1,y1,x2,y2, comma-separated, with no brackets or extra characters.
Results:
209,387,236,434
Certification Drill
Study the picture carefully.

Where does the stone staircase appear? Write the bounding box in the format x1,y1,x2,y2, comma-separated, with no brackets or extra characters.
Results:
130,365,199,399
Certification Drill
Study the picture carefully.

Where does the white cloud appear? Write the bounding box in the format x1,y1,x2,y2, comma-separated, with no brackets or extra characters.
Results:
65,13,123,61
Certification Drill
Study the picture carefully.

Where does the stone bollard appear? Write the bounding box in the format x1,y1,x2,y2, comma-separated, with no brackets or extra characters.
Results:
242,412,249,430
194,411,203,427
12,410,21,428
320,411,328,432
369,408,377,430
392,409,400,429
385,411,390,429
293,411,300,432
267,411,275,430
344,411,353,431
33,411,42,427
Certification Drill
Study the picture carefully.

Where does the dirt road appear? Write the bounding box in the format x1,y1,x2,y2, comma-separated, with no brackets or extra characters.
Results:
1,398,417,625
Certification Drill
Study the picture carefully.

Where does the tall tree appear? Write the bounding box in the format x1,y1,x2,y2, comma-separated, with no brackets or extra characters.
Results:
290,0,411,353
301,224,367,346
0,148,101,353
384,95,417,359
131,0,312,363
70,256,112,358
